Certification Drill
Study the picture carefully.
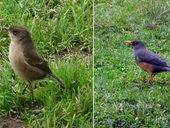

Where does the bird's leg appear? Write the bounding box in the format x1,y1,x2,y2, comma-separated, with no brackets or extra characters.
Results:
22,84,28,94
148,73,155,83
28,81,34,104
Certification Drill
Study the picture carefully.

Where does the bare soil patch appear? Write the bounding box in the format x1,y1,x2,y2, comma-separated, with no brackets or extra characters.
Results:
0,117,27,128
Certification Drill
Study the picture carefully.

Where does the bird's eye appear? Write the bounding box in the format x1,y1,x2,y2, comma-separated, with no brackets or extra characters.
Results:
13,30,19,35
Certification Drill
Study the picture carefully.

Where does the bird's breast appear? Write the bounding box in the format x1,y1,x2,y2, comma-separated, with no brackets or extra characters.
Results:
9,42,23,66
8,42,26,77
136,61,153,73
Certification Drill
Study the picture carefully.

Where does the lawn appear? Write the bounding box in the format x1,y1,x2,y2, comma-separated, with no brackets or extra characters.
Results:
0,0,92,127
94,0,170,127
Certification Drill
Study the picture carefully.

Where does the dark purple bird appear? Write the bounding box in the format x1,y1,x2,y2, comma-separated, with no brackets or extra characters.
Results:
126,40,170,82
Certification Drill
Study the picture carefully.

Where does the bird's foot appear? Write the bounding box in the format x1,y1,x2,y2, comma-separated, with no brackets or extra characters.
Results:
148,81,153,85
147,74,155,84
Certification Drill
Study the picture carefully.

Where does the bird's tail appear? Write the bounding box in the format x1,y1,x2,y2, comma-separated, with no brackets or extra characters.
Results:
47,73,65,92
165,65,170,71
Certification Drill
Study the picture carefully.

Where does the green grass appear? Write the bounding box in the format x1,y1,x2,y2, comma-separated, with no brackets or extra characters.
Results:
94,0,170,127
0,0,92,127
1,0,170,127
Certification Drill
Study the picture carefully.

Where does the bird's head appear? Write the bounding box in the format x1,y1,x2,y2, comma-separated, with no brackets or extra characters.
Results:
4,25,31,42
126,40,146,50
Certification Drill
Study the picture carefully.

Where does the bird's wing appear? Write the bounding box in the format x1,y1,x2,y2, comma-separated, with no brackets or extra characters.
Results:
135,49,168,67
23,50,52,74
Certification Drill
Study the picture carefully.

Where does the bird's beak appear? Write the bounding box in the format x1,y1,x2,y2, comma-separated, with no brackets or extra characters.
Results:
126,40,132,44
1,27,9,31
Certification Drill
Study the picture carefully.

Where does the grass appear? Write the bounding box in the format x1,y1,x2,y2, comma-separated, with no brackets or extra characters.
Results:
1,0,170,127
0,0,92,127
94,0,170,127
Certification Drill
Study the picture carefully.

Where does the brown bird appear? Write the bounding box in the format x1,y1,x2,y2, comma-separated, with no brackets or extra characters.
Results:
126,40,170,82
3,25,65,101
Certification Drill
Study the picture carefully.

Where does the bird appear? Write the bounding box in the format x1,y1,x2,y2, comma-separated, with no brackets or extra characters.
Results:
3,24,65,101
126,40,170,82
